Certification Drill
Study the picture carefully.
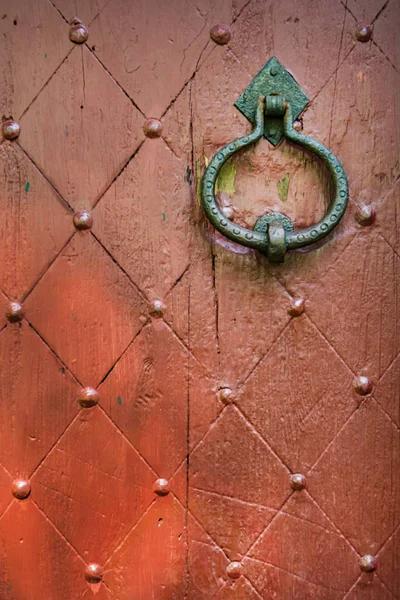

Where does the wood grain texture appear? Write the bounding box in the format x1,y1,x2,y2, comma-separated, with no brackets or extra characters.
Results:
25,233,147,385
0,0,71,119
19,45,144,209
0,142,74,299
0,0,399,597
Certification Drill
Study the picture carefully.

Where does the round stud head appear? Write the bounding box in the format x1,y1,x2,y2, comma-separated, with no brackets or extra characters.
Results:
2,119,20,140
210,24,231,45
6,301,24,323
153,478,169,496
149,299,165,318
69,21,89,44
290,473,307,491
355,23,373,42
143,118,163,138
356,205,376,226
73,210,93,230
353,375,373,396
11,479,31,500
219,388,234,405
293,120,303,132
85,563,103,583
78,387,100,408
359,554,377,572
226,561,243,579
288,297,305,317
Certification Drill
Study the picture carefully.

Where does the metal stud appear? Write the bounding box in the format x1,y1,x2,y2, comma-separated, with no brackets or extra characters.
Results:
210,24,231,45
355,205,376,226
69,18,89,44
6,301,24,323
290,473,307,491
355,23,373,43
226,561,243,579
219,388,234,405
78,387,100,408
359,554,377,572
287,297,305,317
2,119,20,140
73,210,93,230
153,478,170,496
85,563,103,583
149,299,165,318
11,479,31,500
293,120,303,132
353,375,373,396
143,118,163,138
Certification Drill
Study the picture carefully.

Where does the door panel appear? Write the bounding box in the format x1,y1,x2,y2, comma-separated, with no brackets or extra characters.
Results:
0,0,399,598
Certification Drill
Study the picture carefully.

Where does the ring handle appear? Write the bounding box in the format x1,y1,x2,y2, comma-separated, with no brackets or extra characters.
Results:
201,95,348,262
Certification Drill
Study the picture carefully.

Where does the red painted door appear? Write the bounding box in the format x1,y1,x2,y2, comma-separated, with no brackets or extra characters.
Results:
0,0,399,598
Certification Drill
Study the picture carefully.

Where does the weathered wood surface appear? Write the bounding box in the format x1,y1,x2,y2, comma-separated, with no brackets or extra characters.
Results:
0,0,399,598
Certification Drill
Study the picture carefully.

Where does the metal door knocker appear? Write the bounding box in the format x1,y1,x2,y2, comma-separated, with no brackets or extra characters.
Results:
201,57,349,263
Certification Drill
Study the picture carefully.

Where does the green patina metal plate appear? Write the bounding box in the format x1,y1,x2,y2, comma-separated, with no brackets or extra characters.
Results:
235,57,309,146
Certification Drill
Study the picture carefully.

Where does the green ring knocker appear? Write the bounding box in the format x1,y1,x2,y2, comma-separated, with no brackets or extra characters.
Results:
201,59,349,263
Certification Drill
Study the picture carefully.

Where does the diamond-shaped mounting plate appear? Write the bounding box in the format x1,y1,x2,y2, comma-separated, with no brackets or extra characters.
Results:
235,57,309,146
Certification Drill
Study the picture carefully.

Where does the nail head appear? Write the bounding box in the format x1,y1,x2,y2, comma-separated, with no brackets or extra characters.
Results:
11,479,31,500
210,24,231,45
353,375,373,396
78,387,100,408
6,301,24,323
73,210,93,230
355,23,373,42
359,554,377,572
290,473,307,491
143,118,163,138
69,22,89,44
227,561,243,579
153,478,169,496
288,297,305,317
85,563,103,583
356,205,375,226
149,299,165,318
2,119,20,140
219,388,234,405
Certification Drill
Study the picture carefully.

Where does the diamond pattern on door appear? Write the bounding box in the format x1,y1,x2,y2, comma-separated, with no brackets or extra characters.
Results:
93,139,191,299
0,295,8,331
345,574,394,600
19,45,144,209
0,0,71,119
375,352,400,427
0,322,79,477
99,320,188,478
0,142,74,299
87,0,231,117
32,406,155,563
309,398,400,554
187,515,229,600
189,487,276,559
104,494,186,600
0,466,12,519
376,180,400,259
329,42,400,206
190,406,290,508
52,0,109,26
215,250,292,388
236,315,356,472
246,492,359,598
0,500,87,600
377,525,400,598
25,233,147,385
307,233,400,379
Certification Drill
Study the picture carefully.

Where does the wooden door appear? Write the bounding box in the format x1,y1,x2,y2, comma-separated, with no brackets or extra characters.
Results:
0,0,399,598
